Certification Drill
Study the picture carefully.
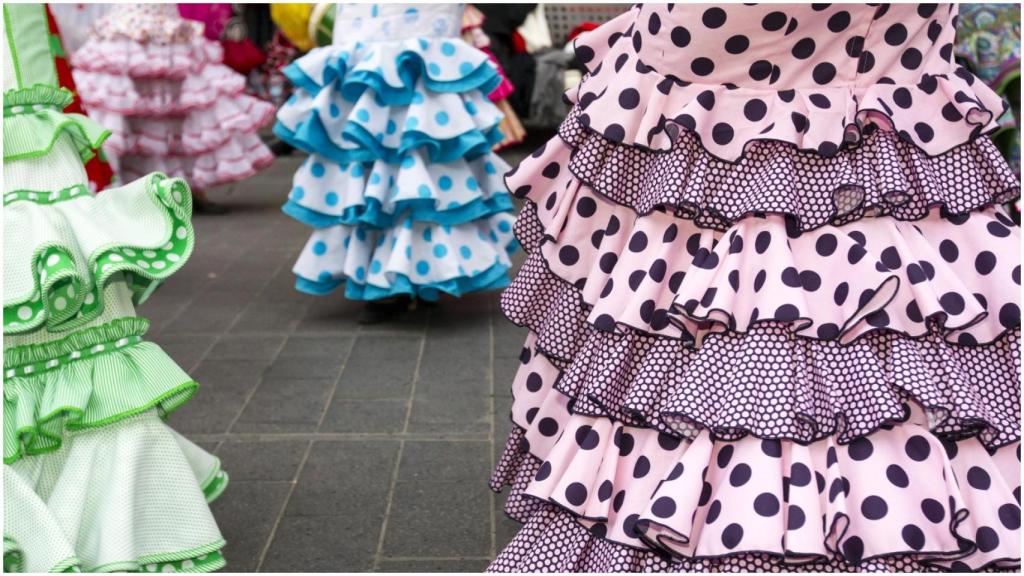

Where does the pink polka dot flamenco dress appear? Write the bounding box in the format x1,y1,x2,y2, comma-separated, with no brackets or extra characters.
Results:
489,4,1021,572
274,3,517,309
70,4,275,195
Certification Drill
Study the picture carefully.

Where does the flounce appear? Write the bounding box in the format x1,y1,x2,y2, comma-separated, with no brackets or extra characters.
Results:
514,176,1021,345
521,106,1020,232
7,413,227,572
3,174,194,334
3,86,110,164
89,97,275,157
491,350,1022,570
71,36,219,79
117,133,275,191
282,37,501,105
503,267,1020,447
275,75,504,164
283,151,513,228
292,212,517,301
3,318,196,464
570,8,1008,161
72,64,250,116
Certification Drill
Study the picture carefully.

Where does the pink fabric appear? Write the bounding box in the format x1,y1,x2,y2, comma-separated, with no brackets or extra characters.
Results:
177,3,233,41
570,4,1006,160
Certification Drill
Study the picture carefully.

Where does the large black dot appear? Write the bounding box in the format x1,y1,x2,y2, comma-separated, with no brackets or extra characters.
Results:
861,495,888,520
618,88,640,109
651,496,676,518
885,23,908,45
721,523,744,549
998,503,1021,530
828,10,851,32
754,492,780,516
702,7,727,28
791,38,815,59
730,463,752,486
975,526,1000,553
842,536,864,563
902,524,926,550
848,438,874,461
921,498,945,523
886,464,909,488
744,99,768,121
670,26,691,47
712,123,734,145
905,435,931,461
691,57,715,76
967,466,992,490
975,251,997,275
999,303,1020,329
749,60,773,81
788,505,806,530
725,35,750,54
629,231,648,252
558,246,579,266
762,11,787,31
565,482,588,505
812,62,837,84
901,48,923,70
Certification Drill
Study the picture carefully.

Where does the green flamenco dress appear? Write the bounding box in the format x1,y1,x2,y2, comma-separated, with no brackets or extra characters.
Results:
3,4,227,572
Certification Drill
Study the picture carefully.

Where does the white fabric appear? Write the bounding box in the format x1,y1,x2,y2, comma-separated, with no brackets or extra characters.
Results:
3,465,79,572
332,3,463,43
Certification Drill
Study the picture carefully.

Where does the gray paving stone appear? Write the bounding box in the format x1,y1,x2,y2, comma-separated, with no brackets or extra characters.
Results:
279,335,354,359
295,297,363,333
207,334,286,361
262,356,346,380
407,391,491,435
163,290,250,334
398,441,490,483
168,359,267,434
261,514,379,572
376,558,491,572
230,300,310,333
286,440,399,518
216,440,309,482
149,333,217,373
319,399,408,434
233,378,335,433
382,481,491,557
211,481,291,572
333,335,421,399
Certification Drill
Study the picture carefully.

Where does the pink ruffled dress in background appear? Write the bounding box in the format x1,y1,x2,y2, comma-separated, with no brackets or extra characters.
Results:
489,4,1020,572
72,4,274,190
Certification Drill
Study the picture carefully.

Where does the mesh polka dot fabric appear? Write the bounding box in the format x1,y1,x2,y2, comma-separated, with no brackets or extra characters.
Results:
276,3,517,301
72,4,274,190
4,6,227,570
489,3,1021,572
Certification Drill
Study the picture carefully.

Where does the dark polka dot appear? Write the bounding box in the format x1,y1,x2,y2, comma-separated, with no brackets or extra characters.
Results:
616,429,635,456
887,464,909,488
658,433,681,451
725,35,749,54
775,304,800,322
613,490,626,512
647,12,661,34
893,87,913,108
812,62,836,84
816,323,840,339
809,94,831,109
712,123,734,145
885,23,908,45
536,461,552,481
828,10,851,32
998,503,1021,530
565,482,588,506
525,372,543,392
921,498,945,523
605,216,620,235
702,7,727,28
629,232,648,253
788,463,811,487
999,303,1019,329
788,505,806,530
975,251,997,275
651,496,676,518
588,523,607,538
901,48,923,70
914,122,934,142
988,221,1012,238
792,38,815,59
975,526,1000,553
834,282,849,305
706,500,722,524
575,197,597,219
538,417,559,437
744,99,768,121
628,270,646,291
942,102,964,122
649,259,667,282
905,435,931,461
698,482,713,506
575,45,595,65
846,35,864,57
558,246,579,266
858,51,876,73
842,536,864,564
669,271,686,292
633,456,651,478
939,239,959,262
848,438,874,461
618,88,640,110
717,445,734,468
695,90,716,110
754,270,767,292
525,407,538,423
761,439,782,458
670,26,690,47
730,463,752,487
541,162,560,179
762,11,787,31
721,523,744,549
848,243,867,264
939,292,965,315
728,234,744,253
749,60,773,81
599,252,617,274
755,231,772,253
603,123,625,142
791,111,809,133
967,466,992,490
879,246,902,270
667,463,685,481
902,524,926,550
575,426,600,450
754,492,780,517
861,495,888,520
691,57,715,76
918,3,938,17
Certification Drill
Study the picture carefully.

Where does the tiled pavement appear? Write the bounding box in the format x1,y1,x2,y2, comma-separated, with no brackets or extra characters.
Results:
142,142,542,572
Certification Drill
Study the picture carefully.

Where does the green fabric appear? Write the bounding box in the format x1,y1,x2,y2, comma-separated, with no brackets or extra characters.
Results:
2,105,110,163
3,174,195,335
3,318,198,464
3,183,91,206
3,4,56,90
4,536,25,572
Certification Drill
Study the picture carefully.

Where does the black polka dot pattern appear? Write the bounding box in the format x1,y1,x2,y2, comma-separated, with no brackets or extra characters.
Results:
488,342,1022,569
569,4,1006,159
549,105,1019,232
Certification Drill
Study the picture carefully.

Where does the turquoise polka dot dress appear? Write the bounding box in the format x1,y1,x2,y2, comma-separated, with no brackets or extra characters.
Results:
275,3,518,301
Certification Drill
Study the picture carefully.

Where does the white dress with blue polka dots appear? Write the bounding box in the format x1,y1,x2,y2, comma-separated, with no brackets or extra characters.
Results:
275,3,517,300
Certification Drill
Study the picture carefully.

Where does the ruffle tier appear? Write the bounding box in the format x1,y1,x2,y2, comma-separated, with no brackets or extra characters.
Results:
511,174,1020,345
283,151,513,229
71,36,219,79
3,86,110,164
6,412,227,572
3,317,198,464
275,74,504,165
570,7,1008,161
490,346,1021,570
292,212,517,301
522,106,1019,232
117,133,275,191
72,64,249,117
3,174,194,334
89,98,275,157
502,270,1020,447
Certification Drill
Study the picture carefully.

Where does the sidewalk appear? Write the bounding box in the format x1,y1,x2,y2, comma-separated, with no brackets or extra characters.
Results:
142,146,534,572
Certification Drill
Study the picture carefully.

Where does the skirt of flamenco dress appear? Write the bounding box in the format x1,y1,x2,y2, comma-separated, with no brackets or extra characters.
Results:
275,33,518,300
4,412,227,573
71,25,274,190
